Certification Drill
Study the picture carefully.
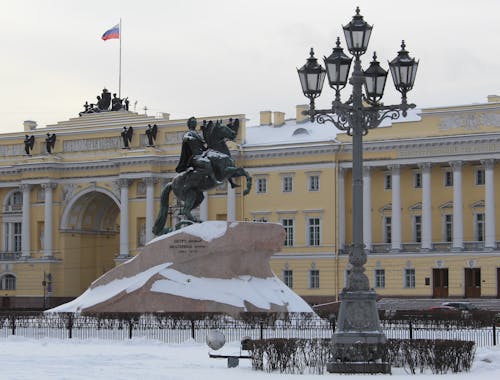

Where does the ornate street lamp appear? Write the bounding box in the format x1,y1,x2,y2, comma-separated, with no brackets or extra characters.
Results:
297,7,418,374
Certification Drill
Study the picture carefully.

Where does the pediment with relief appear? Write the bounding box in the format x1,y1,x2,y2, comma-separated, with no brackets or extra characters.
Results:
439,111,500,131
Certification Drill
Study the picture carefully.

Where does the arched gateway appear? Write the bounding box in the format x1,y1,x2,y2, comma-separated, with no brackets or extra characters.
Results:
60,187,120,296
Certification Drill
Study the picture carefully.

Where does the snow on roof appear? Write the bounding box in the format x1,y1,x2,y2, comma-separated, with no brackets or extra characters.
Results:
244,108,421,147
244,119,338,147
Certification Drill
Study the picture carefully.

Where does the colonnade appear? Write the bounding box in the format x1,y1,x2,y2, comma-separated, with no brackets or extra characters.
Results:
16,177,238,259
338,160,496,251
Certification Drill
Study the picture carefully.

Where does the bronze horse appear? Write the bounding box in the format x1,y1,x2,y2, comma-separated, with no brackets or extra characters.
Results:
152,120,252,235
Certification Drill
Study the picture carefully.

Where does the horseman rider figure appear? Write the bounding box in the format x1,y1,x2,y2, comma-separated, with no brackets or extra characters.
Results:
176,117,222,187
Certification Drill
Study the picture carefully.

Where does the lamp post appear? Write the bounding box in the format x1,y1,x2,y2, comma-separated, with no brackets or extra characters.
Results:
298,7,418,373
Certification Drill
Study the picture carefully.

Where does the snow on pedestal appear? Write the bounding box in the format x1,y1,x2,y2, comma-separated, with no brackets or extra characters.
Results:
49,221,314,315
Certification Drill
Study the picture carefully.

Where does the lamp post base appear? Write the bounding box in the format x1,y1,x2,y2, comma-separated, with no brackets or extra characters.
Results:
327,289,391,374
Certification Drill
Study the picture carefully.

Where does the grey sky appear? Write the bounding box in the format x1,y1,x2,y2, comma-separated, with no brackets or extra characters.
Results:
0,0,498,133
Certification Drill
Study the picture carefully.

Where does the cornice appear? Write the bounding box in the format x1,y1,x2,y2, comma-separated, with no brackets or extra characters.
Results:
242,144,340,160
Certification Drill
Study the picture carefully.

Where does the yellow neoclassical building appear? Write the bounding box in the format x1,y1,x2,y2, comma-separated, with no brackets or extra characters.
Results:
1,94,500,309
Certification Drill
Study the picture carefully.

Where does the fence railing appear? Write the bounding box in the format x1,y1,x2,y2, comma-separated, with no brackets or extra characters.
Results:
0,313,498,347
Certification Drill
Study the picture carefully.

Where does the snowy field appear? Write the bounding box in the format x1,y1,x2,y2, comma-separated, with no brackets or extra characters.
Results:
0,336,499,380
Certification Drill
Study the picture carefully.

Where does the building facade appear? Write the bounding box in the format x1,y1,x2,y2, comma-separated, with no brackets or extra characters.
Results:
1,95,500,309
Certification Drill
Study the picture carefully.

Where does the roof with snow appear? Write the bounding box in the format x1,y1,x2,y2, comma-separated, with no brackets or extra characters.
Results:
243,108,421,147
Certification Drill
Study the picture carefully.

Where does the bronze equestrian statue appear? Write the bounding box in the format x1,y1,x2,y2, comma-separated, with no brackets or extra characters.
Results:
152,117,252,235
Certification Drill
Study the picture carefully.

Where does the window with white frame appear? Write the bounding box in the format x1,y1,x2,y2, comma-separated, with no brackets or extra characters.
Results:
375,269,385,288
475,168,485,186
383,216,392,244
13,222,22,252
309,269,320,289
307,217,321,246
6,191,23,212
282,176,293,192
281,218,294,247
384,173,392,190
256,177,267,193
137,218,146,247
475,213,485,242
404,268,416,288
413,215,422,243
444,170,453,187
413,172,422,188
3,191,23,254
283,270,293,288
444,214,453,242
308,175,320,191
0,274,16,290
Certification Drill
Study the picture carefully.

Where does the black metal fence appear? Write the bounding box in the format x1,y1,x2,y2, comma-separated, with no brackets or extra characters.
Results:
0,312,498,347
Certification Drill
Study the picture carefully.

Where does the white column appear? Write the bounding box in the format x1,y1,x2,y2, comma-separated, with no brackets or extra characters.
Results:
363,166,372,251
227,186,236,221
483,159,496,249
42,183,56,258
119,179,130,257
21,184,31,258
338,168,345,251
390,164,401,252
200,191,209,221
420,163,433,251
451,161,464,251
145,177,156,243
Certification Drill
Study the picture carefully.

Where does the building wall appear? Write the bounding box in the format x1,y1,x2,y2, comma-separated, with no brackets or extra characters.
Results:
1,98,500,309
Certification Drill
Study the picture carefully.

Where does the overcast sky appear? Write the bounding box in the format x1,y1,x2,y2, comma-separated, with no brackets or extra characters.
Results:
0,0,498,133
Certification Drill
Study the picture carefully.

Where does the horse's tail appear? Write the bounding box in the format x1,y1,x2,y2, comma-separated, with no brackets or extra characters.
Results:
152,182,172,236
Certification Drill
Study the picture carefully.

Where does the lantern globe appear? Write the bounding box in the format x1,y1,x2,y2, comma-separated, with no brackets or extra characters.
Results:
342,7,373,56
363,52,388,103
297,48,326,99
389,40,419,95
324,37,352,90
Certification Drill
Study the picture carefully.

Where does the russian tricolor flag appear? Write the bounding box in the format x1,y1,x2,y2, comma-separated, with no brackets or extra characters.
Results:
102,24,120,41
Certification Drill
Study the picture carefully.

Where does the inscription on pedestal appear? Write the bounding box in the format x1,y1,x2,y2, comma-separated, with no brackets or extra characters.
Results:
169,238,207,254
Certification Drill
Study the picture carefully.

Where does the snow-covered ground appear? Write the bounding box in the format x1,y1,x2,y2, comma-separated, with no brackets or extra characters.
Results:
0,336,499,379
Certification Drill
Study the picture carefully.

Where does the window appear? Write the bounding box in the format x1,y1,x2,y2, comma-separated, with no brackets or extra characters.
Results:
308,175,320,191
384,174,392,190
0,274,16,290
413,215,422,243
256,178,267,193
475,213,485,242
307,218,320,246
137,218,146,247
309,269,320,289
475,168,485,185
13,222,22,252
375,269,385,288
6,191,23,212
281,218,294,247
413,172,422,188
404,268,416,288
383,216,392,244
444,171,453,187
283,270,293,288
444,214,453,242
282,176,293,192
136,181,146,197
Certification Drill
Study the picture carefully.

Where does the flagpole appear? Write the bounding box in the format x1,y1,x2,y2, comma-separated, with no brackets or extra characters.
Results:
119,18,122,99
